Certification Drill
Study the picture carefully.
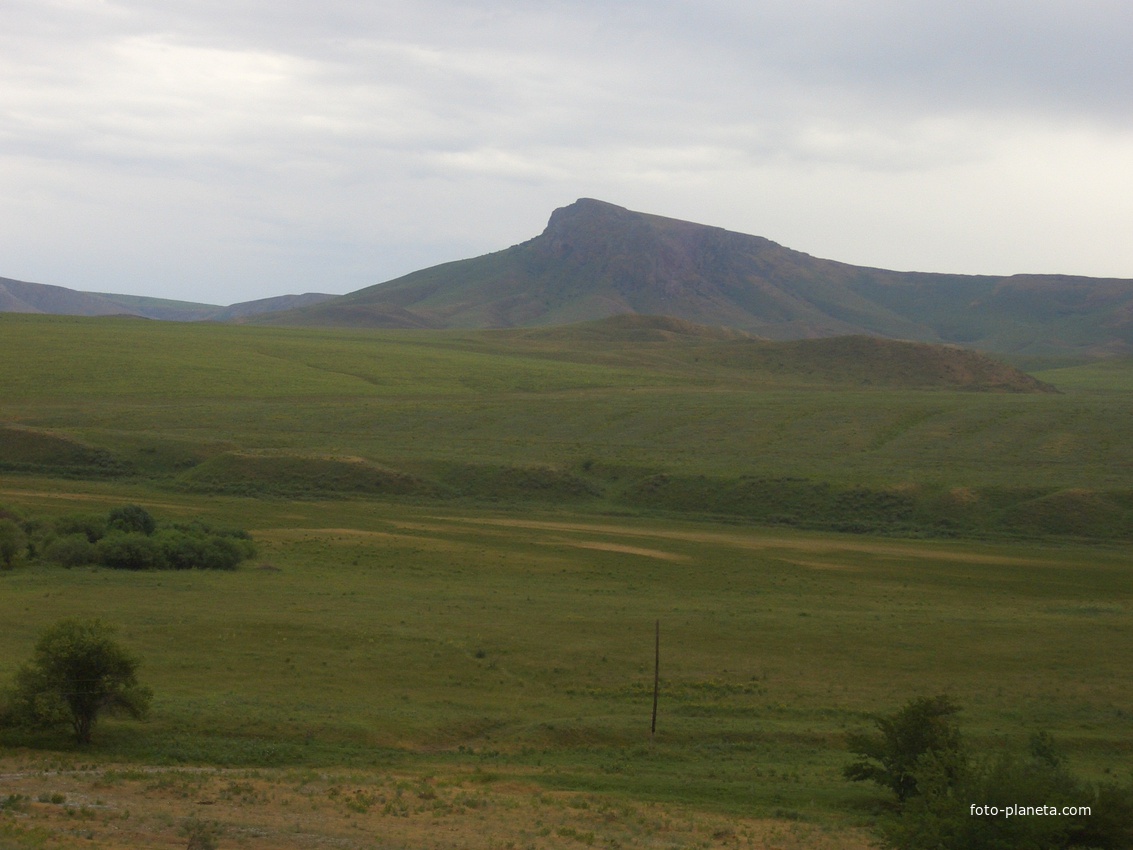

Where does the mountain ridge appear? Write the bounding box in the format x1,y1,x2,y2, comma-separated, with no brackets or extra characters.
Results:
0,275,335,321
254,199,1133,356
8,198,1133,356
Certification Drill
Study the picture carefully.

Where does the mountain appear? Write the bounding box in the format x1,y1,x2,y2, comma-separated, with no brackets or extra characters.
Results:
0,276,142,317
256,199,1133,356
0,276,335,321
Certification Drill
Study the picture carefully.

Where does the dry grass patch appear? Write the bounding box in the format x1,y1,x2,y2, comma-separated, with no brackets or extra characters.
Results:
0,756,874,850
537,538,688,562
427,514,1048,566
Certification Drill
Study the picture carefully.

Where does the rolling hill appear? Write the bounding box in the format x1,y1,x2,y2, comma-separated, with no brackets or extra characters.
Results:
3,313,1101,540
255,199,1133,356
0,275,334,321
0,275,141,317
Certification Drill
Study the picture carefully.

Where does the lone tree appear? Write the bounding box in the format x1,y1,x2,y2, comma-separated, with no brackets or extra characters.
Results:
7,618,152,745
844,694,964,802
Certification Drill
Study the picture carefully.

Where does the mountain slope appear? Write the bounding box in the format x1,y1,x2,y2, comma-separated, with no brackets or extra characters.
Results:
0,275,335,321
257,199,1133,356
0,276,142,316
91,291,338,320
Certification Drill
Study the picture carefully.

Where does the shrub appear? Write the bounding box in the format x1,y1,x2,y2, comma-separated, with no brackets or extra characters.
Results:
96,533,166,570
0,518,27,569
155,530,208,570
844,694,964,802
180,816,223,850
43,534,98,567
849,702,1133,850
155,528,252,570
52,513,108,543
107,505,156,536
197,536,245,571
880,738,1133,849
10,506,255,571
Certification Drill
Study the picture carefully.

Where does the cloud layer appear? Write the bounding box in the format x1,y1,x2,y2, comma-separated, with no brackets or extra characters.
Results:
3,0,1132,303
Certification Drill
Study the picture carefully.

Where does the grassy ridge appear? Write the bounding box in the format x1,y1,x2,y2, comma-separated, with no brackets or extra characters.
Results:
3,314,1133,538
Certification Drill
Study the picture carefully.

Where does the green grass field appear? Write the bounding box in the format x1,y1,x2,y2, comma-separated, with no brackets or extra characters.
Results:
1,314,1132,846
3,314,1133,537
2,489,1131,813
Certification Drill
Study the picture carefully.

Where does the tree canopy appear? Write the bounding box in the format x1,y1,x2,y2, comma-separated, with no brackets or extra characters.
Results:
5,618,152,745
843,694,964,802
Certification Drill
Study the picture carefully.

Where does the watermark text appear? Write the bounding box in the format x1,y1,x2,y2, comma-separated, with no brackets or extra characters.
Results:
970,804,1090,818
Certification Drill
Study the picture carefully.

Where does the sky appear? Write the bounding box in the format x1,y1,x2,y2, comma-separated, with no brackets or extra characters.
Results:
2,0,1132,305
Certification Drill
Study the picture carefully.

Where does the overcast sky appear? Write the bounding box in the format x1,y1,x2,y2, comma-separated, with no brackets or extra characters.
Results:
3,0,1132,304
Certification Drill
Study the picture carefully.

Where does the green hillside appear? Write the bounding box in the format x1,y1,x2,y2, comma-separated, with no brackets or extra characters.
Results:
1,313,1130,539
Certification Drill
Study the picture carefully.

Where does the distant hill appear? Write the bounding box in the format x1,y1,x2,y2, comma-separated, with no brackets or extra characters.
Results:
1,276,140,317
206,292,340,322
472,315,1056,393
255,199,1133,356
0,275,334,321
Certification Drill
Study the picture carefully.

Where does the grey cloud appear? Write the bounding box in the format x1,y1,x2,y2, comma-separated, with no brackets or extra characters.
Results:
1,0,1132,301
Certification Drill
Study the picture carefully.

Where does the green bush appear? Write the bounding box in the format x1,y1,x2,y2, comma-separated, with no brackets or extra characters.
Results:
52,513,108,543
197,535,246,571
844,694,964,802
880,740,1133,849
850,702,1133,850
11,506,255,571
96,533,166,570
154,530,208,570
43,533,97,567
155,529,248,571
107,504,156,536
0,518,27,568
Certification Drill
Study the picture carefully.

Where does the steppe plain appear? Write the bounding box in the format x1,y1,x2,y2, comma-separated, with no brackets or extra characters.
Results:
1,313,1131,849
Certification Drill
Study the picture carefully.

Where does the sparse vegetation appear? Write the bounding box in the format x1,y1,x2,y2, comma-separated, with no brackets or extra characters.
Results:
180,815,223,850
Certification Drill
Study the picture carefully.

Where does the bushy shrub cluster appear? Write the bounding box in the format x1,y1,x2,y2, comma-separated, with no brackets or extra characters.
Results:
3,504,255,571
846,696,1133,849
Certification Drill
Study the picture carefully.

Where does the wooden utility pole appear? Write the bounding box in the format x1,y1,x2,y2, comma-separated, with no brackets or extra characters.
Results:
650,619,660,740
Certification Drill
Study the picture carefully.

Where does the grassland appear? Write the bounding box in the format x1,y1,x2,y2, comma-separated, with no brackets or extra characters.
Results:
1,314,1132,848
2,314,1133,538
1,490,1130,847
